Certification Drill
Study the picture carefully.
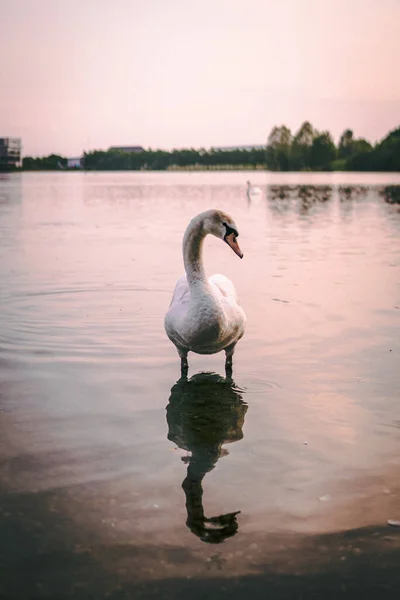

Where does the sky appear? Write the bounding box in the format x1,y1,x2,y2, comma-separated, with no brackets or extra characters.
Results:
1,0,399,157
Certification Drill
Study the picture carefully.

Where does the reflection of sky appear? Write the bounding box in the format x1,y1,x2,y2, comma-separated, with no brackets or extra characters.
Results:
0,172,400,542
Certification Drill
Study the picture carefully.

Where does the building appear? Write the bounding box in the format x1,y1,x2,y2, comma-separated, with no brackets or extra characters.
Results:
211,144,266,152
0,138,22,170
108,145,145,153
67,157,82,169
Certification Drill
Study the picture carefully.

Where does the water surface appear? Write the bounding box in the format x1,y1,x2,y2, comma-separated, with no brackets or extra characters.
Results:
1,171,400,598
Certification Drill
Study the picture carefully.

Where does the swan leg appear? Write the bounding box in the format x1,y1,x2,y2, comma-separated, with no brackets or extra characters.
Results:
225,344,236,378
181,356,188,377
177,347,189,377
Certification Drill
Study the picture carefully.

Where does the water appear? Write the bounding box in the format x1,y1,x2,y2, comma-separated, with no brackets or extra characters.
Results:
1,171,400,598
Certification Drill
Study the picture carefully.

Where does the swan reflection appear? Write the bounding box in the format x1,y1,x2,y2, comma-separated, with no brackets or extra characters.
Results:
166,372,247,543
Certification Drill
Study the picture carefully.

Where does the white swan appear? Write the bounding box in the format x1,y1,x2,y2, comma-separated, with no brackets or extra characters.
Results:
246,180,261,195
165,209,246,374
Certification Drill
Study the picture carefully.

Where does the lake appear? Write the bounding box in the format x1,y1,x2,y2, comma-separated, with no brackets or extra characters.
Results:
1,170,400,598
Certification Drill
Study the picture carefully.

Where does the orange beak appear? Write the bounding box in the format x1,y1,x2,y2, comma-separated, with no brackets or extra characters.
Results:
225,232,243,259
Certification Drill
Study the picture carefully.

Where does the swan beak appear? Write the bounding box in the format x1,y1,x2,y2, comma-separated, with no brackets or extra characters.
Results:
225,233,243,259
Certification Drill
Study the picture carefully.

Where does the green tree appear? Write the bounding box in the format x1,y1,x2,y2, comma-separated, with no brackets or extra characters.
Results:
26,123,400,172
291,121,315,170
309,132,337,170
371,127,400,171
338,129,354,159
266,125,292,170
352,139,372,154
22,154,67,170
22,156,36,170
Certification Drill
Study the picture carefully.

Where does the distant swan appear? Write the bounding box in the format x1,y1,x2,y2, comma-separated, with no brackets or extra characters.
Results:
164,209,246,375
246,180,261,195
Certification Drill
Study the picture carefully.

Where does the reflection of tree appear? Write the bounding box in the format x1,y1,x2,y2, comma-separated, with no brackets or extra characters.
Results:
166,372,247,544
267,185,333,215
379,186,400,205
296,185,332,214
268,185,294,201
267,185,295,214
297,185,332,202
338,186,368,202
0,173,22,206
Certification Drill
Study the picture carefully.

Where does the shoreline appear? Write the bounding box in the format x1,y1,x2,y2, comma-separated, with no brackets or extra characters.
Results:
8,167,400,174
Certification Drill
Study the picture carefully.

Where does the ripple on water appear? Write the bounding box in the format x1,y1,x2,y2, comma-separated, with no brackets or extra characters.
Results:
245,379,283,393
0,284,166,365
1,173,400,584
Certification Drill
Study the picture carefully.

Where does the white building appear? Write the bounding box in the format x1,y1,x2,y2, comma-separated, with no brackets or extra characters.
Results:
67,157,82,168
211,144,266,152
0,137,22,169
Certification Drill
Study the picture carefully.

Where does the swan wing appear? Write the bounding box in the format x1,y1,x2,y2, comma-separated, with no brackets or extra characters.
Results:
164,275,192,349
209,274,247,342
168,274,190,308
209,274,239,303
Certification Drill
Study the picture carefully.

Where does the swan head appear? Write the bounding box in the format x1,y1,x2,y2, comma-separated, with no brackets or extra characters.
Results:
202,209,243,259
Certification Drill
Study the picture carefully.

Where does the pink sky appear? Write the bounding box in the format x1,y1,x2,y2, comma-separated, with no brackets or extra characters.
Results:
1,0,399,157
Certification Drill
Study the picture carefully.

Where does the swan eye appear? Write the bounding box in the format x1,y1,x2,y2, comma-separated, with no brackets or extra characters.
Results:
223,222,239,239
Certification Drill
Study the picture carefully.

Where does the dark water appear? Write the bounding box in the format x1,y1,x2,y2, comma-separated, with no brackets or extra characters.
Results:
1,171,400,598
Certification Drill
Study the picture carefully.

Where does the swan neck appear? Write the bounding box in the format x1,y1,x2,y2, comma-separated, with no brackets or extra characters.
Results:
183,221,207,286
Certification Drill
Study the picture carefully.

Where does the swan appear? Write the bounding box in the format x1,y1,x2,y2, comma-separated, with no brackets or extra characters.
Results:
164,209,246,374
246,180,261,195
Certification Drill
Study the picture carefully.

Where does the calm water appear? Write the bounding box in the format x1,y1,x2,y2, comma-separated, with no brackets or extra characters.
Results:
1,171,400,598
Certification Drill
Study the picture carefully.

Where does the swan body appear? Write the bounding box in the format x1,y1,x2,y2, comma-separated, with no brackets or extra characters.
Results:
165,209,246,373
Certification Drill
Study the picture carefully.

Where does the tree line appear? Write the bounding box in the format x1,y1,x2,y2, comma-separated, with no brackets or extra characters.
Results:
22,154,68,170
265,122,399,171
21,122,400,171
82,147,267,171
